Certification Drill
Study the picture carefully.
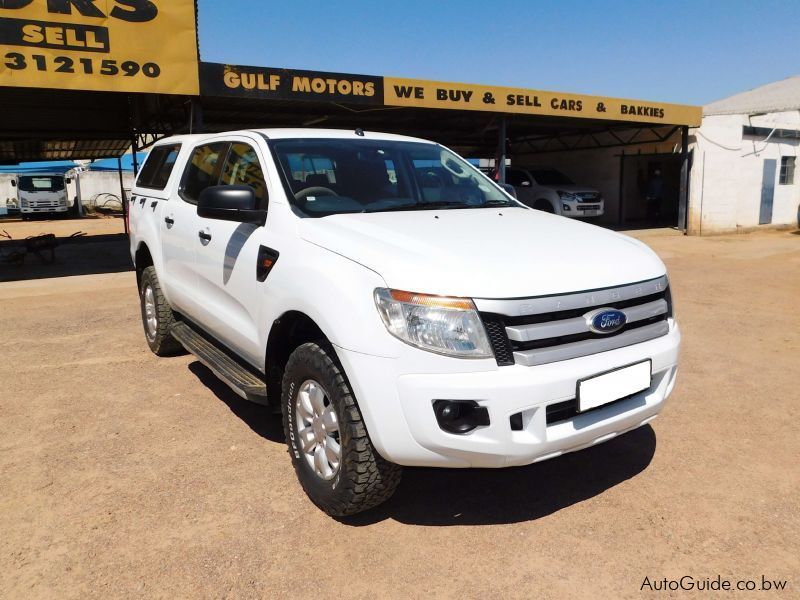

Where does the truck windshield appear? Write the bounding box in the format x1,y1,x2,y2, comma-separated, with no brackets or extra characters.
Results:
18,176,65,193
271,138,517,216
530,169,573,186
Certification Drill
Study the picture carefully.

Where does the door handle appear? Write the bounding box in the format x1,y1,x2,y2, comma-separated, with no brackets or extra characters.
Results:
198,230,212,242
164,216,174,226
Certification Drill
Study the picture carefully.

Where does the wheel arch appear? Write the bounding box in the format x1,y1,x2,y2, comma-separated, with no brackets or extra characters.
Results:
533,198,557,213
265,310,330,402
134,242,154,285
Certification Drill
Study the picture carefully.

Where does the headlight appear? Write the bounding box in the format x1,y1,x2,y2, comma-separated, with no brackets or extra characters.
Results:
374,288,494,358
557,190,578,201
21,199,28,207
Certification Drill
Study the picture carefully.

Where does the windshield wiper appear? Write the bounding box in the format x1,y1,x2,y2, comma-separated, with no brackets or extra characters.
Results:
362,200,514,213
362,201,470,213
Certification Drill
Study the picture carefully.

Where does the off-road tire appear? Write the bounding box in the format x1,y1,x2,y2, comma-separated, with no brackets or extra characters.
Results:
138,266,183,356
282,342,402,516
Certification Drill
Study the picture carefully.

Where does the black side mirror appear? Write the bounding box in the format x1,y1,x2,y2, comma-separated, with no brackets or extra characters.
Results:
197,185,265,224
499,183,517,198
10,179,16,187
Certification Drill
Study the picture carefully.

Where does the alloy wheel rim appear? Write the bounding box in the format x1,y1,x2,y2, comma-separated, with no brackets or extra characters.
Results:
144,285,158,340
295,379,341,480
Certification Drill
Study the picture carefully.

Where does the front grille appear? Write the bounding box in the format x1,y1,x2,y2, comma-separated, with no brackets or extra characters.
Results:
479,276,672,367
482,316,515,366
545,400,577,424
575,192,601,202
30,200,60,208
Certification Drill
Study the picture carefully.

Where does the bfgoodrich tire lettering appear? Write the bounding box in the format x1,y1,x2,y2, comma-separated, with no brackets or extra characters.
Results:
138,266,182,356
282,342,402,516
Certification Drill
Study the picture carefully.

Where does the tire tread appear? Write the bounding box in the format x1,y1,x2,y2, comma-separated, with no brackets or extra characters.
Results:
282,342,401,516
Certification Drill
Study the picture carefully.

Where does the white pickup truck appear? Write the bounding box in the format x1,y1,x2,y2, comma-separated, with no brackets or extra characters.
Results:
129,129,680,516
506,167,605,218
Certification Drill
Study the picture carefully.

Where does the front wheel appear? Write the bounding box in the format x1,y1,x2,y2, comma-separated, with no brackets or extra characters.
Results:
282,342,402,516
138,266,183,356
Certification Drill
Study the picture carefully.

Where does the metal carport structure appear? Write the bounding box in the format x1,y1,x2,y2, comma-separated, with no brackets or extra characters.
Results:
1,1,701,231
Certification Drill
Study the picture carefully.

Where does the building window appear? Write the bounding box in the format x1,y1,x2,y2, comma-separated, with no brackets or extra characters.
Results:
779,156,795,185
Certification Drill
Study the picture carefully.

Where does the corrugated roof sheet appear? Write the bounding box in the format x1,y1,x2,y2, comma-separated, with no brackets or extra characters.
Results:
704,76,800,116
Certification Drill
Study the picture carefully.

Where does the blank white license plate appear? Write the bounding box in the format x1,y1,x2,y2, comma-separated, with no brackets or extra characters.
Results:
577,360,652,412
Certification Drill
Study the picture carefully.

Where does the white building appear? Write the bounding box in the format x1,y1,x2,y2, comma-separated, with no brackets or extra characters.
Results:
688,76,800,234
507,77,799,235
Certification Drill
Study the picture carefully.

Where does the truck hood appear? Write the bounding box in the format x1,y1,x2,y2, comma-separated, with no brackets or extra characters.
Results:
298,207,665,299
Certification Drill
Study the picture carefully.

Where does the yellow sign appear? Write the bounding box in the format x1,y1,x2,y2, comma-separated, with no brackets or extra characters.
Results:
0,0,199,94
385,77,702,127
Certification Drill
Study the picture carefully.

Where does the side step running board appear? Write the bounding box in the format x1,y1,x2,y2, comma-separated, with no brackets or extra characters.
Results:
170,322,268,405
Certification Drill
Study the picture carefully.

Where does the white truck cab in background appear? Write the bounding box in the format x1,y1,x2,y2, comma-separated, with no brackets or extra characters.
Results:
13,172,70,219
507,167,605,218
129,129,679,516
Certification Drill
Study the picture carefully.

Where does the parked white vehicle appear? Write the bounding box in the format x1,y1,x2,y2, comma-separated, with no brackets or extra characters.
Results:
13,172,70,219
506,167,604,217
129,129,679,516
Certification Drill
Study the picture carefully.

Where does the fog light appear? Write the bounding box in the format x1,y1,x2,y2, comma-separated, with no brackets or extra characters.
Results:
562,203,571,211
433,400,490,434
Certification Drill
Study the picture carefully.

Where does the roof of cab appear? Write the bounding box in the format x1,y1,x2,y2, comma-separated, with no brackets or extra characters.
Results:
254,128,433,144
152,128,434,147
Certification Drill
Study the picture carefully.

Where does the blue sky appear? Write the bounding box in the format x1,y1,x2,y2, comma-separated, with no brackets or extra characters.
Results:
197,0,800,106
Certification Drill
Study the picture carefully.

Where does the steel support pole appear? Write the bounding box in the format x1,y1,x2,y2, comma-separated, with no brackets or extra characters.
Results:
497,117,507,184
677,126,690,232
75,170,84,218
118,157,128,236
190,97,204,134
131,136,139,175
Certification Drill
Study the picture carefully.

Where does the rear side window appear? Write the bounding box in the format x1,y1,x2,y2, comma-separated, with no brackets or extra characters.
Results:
136,144,181,190
179,142,228,204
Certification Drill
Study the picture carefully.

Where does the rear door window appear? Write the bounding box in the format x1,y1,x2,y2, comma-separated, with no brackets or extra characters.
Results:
137,144,182,190
179,142,229,204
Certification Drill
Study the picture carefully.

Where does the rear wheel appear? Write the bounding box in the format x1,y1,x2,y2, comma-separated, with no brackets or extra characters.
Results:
138,266,182,356
282,342,402,516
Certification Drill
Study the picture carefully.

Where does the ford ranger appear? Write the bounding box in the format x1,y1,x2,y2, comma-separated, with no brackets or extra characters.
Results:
128,129,680,516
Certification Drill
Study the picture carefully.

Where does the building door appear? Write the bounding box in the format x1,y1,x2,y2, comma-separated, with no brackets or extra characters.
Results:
759,159,776,225
620,154,682,228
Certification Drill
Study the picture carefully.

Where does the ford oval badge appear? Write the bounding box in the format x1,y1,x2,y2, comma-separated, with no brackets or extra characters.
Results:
586,308,627,334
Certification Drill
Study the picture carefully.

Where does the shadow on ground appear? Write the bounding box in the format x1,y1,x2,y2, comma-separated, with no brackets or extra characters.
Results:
188,361,285,443
0,234,132,281
189,361,657,527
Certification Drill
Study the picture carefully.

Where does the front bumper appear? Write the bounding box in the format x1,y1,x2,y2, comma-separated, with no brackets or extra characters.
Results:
337,322,680,468
562,200,604,217
21,206,68,214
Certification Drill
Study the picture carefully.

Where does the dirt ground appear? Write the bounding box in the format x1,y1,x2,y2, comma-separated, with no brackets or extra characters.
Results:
1,229,798,599
0,215,124,239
